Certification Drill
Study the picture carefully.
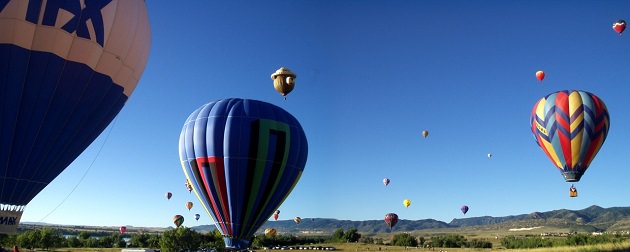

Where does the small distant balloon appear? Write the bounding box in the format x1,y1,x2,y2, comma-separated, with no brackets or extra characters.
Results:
119,226,127,234
613,19,626,35
403,199,411,208
487,153,493,159
264,228,277,237
422,130,429,138
173,215,184,228
271,67,297,99
185,180,193,193
186,201,193,211
535,71,545,81
294,217,302,224
384,213,399,230
383,178,390,186
273,210,280,220
166,192,173,200
460,205,469,215
195,214,201,221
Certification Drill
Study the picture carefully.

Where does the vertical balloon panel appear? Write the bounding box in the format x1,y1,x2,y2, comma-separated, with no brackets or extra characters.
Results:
0,0,150,233
180,98,308,250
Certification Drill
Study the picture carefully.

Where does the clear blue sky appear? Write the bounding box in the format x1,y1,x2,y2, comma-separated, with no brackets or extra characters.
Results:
21,0,630,229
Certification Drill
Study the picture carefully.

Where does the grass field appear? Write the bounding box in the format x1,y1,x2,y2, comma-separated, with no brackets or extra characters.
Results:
326,241,630,252
36,241,630,252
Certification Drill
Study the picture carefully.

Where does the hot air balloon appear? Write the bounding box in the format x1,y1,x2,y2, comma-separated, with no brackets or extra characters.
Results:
179,98,308,250
403,199,411,208
0,0,151,234
264,228,277,237
294,217,302,224
460,205,469,215
422,130,429,138
119,226,127,234
613,19,626,35
166,192,173,200
195,214,201,221
173,215,184,228
384,213,399,231
487,153,493,159
185,180,193,193
530,90,609,194
536,71,545,81
271,67,297,99
273,210,280,221
383,178,390,186
186,201,193,211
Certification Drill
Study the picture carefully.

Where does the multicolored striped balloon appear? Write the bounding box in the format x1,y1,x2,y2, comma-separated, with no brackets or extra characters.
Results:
179,98,308,250
530,90,610,182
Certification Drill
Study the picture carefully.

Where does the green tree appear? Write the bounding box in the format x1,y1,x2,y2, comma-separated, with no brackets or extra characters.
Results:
146,234,162,249
331,228,345,242
78,231,91,240
66,236,82,248
38,227,63,250
17,229,40,249
160,227,202,252
343,228,361,243
130,233,152,248
392,233,417,247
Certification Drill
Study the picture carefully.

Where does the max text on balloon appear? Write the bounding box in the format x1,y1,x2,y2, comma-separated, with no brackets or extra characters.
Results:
0,0,112,46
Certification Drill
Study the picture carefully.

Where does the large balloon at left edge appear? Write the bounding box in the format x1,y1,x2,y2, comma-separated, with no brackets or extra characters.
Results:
530,90,609,183
179,98,308,250
0,0,151,233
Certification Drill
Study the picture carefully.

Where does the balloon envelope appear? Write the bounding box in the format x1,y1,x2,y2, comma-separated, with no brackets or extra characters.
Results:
422,130,429,138
179,98,308,250
166,192,173,200
536,71,545,81
383,178,390,186
460,205,469,215
119,226,127,234
186,201,193,211
530,90,609,182
294,217,302,224
0,0,151,234
264,228,277,237
403,199,411,208
613,19,626,34
271,67,297,97
195,214,201,221
173,215,184,228
384,213,399,230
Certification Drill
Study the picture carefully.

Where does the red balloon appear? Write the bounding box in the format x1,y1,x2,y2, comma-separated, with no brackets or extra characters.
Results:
384,213,399,230
535,70,545,81
613,19,626,34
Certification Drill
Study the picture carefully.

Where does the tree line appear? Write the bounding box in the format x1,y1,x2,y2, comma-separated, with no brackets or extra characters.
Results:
500,233,630,249
5,226,627,251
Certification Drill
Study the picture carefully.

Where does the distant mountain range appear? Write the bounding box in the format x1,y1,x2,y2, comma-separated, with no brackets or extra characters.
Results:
188,205,630,235
22,205,630,235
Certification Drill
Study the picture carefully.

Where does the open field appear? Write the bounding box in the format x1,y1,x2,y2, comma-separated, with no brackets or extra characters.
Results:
304,241,630,252
23,241,630,252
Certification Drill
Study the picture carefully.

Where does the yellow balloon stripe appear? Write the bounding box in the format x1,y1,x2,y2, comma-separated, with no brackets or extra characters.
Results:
541,139,562,169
